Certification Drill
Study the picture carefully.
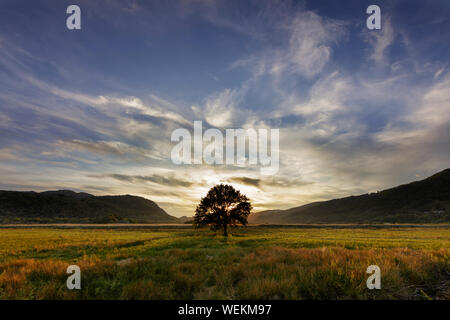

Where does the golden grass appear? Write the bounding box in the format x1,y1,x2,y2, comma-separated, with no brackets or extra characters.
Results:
0,227,448,300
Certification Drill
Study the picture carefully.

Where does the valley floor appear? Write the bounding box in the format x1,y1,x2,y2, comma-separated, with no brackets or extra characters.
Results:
0,226,448,299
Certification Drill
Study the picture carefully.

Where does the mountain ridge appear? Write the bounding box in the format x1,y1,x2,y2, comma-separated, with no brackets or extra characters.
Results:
249,169,450,224
0,190,179,224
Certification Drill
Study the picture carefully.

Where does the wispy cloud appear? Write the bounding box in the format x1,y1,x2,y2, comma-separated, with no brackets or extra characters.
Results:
90,173,194,187
202,88,240,128
59,139,164,161
230,9,347,80
364,17,394,64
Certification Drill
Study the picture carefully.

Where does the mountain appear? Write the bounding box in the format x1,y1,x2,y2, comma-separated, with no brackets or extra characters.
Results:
249,169,450,224
0,190,179,224
177,216,193,224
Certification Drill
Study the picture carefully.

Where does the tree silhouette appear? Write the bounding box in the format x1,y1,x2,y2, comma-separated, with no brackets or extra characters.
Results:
194,184,252,237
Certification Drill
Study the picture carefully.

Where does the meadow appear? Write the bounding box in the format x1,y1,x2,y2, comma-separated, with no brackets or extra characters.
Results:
0,226,448,300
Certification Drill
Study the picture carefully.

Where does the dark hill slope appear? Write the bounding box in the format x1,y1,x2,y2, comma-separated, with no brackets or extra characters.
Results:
250,169,450,224
0,190,178,223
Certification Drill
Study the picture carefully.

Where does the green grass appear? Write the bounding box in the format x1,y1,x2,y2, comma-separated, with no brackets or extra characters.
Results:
0,226,448,299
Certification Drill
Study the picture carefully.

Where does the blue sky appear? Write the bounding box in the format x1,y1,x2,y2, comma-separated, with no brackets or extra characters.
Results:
1,0,449,216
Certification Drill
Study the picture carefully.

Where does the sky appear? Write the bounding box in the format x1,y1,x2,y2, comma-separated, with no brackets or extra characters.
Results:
0,0,449,217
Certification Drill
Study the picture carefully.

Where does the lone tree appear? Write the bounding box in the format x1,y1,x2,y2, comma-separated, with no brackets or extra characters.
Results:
194,184,252,237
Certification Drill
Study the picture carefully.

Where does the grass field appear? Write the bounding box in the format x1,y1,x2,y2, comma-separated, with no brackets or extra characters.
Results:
0,226,449,300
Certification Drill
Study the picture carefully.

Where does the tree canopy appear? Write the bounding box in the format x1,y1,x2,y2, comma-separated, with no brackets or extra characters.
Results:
194,184,252,236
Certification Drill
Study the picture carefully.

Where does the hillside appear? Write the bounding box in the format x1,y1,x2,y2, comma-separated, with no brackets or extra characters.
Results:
0,190,178,224
249,169,450,224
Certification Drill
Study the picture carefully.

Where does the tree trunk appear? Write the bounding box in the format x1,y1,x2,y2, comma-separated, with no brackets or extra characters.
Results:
223,224,228,237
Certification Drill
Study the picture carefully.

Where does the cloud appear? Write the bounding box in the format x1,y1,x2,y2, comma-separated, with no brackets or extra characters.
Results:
110,96,190,125
59,139,164,161
274,70,450,194
376,74,450,144
281,11,346,77
232,9,347,79
417,75,450,125
26,76,190,126
287,71,350,117
228,175,313,189
228,176,261,187
364,18,394,64
202,88,241,127
91,173,194,187
433,67,446,79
